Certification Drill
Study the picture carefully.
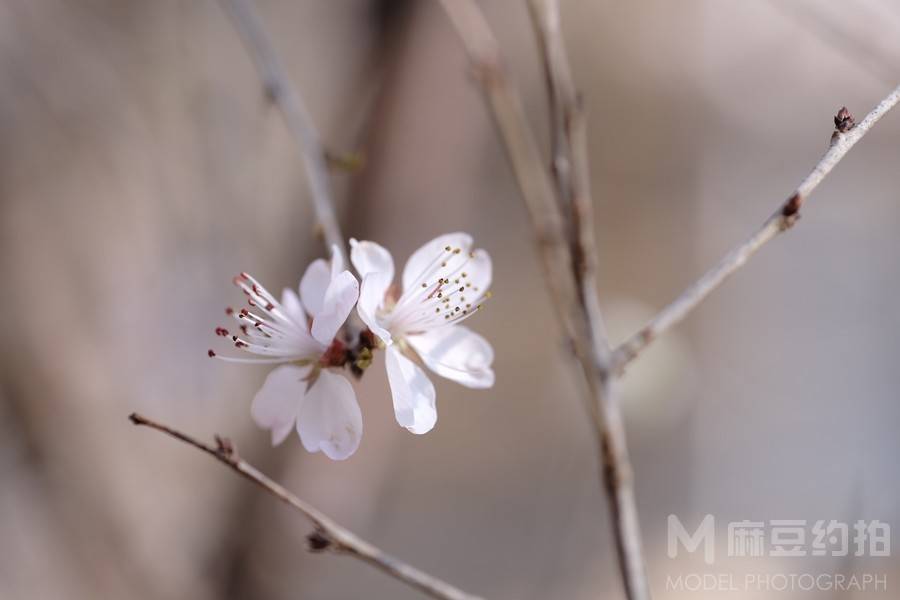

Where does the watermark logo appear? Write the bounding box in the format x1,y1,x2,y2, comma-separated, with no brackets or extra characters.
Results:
668,515,891,562
666,515,891,593
668,514,715,564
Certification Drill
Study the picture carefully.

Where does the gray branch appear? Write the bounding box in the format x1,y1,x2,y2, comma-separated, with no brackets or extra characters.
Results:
612,86,900,372
219,0,347,265
129,413,483,600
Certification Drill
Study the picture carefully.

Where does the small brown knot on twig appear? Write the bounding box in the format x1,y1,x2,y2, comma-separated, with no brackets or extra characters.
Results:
834,106,855,133
779,192,804,229
781,192,803,218
214,435,236,459
307,528,333,552
470,56,506,90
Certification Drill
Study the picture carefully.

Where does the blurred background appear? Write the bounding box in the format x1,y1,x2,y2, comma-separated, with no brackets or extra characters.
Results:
1,1,899,598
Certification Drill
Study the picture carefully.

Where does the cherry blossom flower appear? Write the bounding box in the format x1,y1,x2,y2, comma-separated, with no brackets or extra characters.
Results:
350,233,495,435
210,247,361,460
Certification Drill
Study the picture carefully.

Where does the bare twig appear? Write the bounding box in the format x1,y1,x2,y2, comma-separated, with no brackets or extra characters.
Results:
219,0,347,264
437,0,581,348
128,413,483,600
440,2,650,598
527,2,649,598
611,86,900,372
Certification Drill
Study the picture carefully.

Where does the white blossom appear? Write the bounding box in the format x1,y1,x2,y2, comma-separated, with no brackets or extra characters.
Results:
210,247,362,460
351,233,495,435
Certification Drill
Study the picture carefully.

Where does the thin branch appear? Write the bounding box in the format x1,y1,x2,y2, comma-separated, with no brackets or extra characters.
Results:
437,0,581,348
218,0,347,265
611,86,900,372
439,2,650,598
128,413,483,600
527,2,649,599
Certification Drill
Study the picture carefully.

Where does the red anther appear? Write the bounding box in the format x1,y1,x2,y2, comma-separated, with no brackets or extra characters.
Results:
235,341,247,348
215,327,229,336
265,303,274,311
319,338,348,367
208,349,216,357
240,308,249,316
239,272,250,280
240,325,249,335
225,307,234,315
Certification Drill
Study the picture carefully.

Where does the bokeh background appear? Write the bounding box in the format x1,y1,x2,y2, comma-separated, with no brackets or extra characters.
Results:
1,1,898,598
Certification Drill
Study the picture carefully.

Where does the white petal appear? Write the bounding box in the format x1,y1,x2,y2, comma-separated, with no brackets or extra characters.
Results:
329,243,345,276
297,370,362,460
251,365,309,445
401,232,473,292
407,325,495,389
385,346,437,434
350,238,395,282
463,248,492,300
357,272,393,345
300,258,330,317
310,270,359,345
280,288,307,327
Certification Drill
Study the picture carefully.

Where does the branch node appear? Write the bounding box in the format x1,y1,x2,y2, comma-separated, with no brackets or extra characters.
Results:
214,434,236,459
470,58,506,89
262,79,282,104
307,528,334,553
834,106,856,132
781,192,803,218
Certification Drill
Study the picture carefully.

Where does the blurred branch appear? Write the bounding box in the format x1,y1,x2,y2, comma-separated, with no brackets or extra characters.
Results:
439,2,650,598
766,0,898,87
527,2,648,598
128,413,483,600
611,87,900,372
437,0,580,345
218,0,347,264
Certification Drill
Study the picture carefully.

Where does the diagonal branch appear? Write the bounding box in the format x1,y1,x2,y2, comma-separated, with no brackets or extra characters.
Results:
218,0,348,265
128,413,483,600
439,2,650,598
611,86,900,372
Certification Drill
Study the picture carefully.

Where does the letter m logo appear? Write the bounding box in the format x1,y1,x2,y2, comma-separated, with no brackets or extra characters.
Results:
668,514,715,565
